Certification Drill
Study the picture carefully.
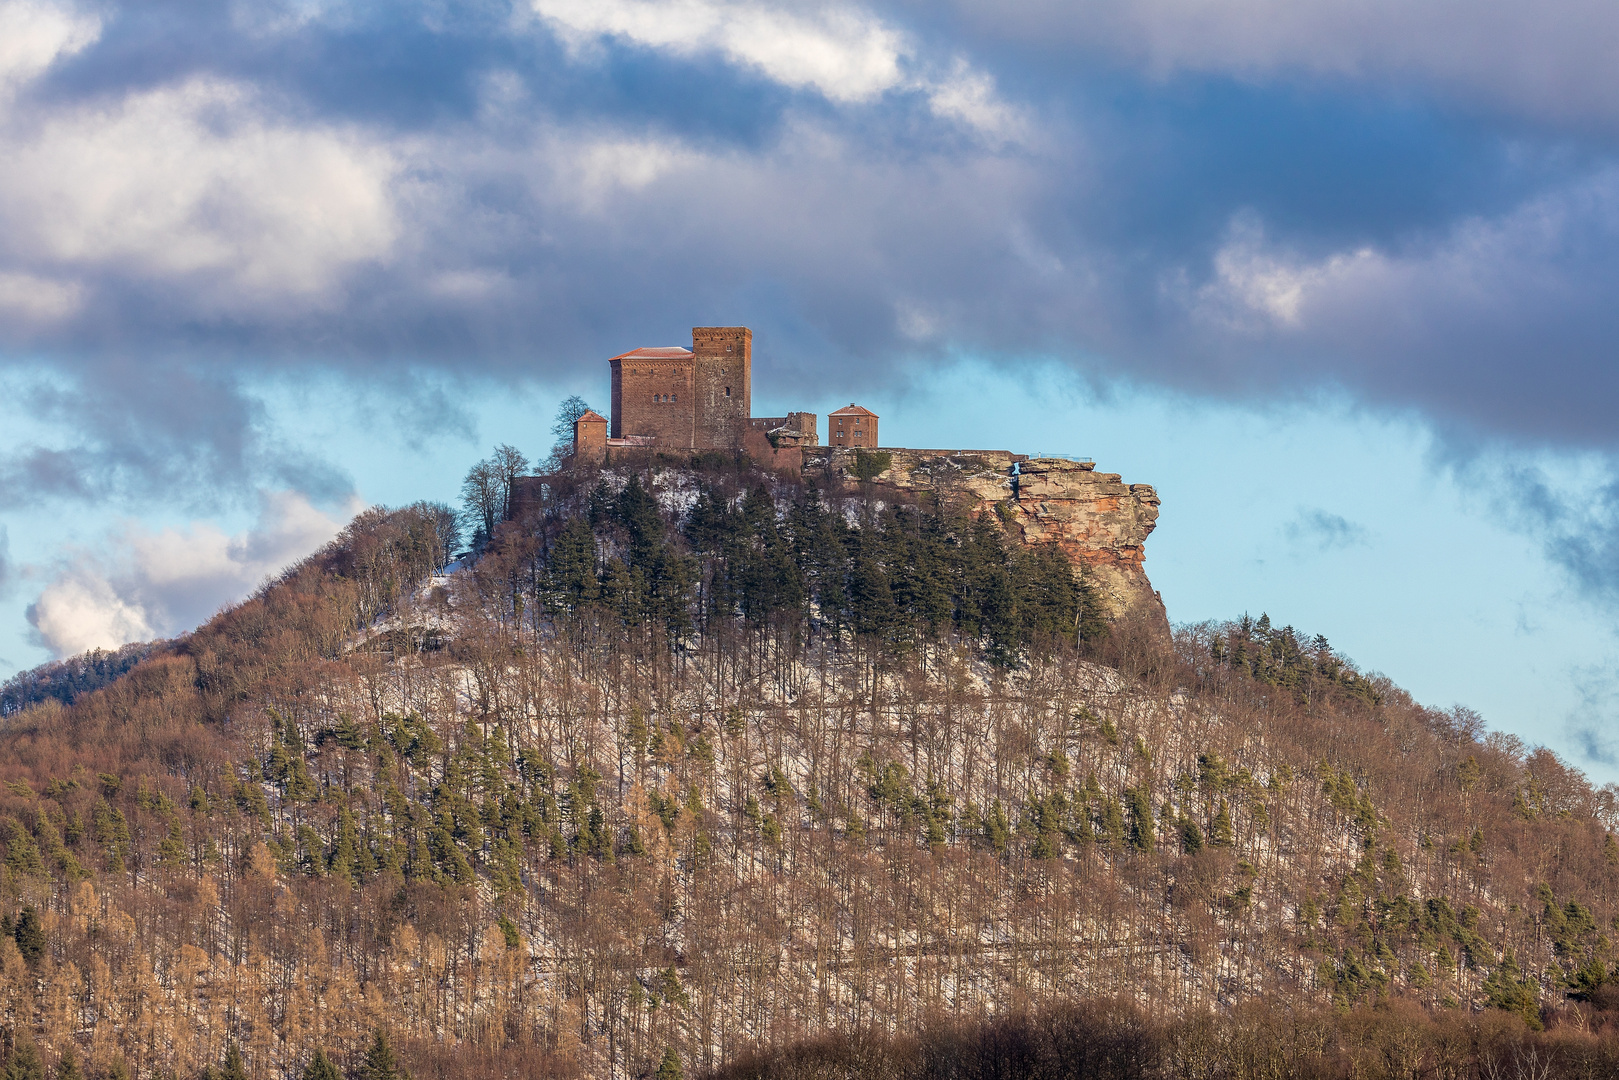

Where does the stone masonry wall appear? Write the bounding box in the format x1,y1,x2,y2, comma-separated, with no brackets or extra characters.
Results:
611,358,696,444
803,447,1167,628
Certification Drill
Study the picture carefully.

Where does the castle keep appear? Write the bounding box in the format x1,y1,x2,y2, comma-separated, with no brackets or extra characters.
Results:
586,326,829,458
609,327,754,449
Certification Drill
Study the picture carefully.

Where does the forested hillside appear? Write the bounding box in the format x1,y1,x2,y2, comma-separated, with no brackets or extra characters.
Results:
0,458,1617,1080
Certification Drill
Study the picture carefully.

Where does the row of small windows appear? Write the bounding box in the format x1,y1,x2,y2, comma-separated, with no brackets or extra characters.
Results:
653,393,676,403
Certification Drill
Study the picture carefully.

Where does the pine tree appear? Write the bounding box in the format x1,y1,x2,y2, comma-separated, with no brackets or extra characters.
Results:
54,1048,81,1080
300,1049,340,1080
654,1048,683,1080
330,809,360,885
4,1038,44,1080
221,1042,248,1080
1180,816,1204,854
1127,785,1155,853
358,1030,407,1080
13,905,45,962
1210,801,1235,847
157,816,187,868
3,818,44,878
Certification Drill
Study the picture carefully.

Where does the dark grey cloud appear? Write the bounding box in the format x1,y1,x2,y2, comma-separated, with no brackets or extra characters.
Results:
906,0,1619,131
1568,665,1619,768
4,0,1619,514
0,361,355,511
1449,454,1619,613
1284,509,1369,553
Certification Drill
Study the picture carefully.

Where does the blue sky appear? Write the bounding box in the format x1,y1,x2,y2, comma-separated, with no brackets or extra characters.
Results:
2,0,1618,781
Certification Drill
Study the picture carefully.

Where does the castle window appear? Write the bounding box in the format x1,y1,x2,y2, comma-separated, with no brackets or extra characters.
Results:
725,387,731,397
671,394,676,402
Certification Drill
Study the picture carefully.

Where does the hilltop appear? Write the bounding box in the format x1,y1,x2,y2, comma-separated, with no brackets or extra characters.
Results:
0,456,1615,1079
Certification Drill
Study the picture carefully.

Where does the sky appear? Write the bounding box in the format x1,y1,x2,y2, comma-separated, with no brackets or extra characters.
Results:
1,0,1618,780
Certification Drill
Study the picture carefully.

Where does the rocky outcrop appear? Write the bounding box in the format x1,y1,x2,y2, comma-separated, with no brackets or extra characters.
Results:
803,448,1166,628
1007,459,1165,629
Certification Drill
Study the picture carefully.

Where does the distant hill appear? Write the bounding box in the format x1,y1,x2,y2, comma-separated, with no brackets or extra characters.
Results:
0,459,1615,1080
0,639,164,718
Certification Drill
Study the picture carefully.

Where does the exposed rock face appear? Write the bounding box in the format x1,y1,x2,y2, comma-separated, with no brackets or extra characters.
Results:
1008,459,1165,629
803,448,1167,627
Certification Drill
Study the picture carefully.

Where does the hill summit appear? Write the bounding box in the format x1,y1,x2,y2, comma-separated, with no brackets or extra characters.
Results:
0,455,1615,1079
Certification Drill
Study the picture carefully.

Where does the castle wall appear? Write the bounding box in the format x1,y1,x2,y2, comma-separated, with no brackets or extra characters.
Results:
749,412,819,445
692,327,751,450
611,359,696,445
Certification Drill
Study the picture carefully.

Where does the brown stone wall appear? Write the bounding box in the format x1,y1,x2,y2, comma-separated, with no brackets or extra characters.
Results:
692,327,751,450
610,359,696,446
742,427,804,472
786,411,818,445
749,412,819,445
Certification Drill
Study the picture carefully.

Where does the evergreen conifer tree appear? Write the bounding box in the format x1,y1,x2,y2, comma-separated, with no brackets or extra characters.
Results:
4,1038,44,1080
54,1047,80,1080
221,1042,247,1080
1210,801,1235,847
300,1049,340,1080
358,1030,408,1080
1181,816,1204,854
1127,786,1155,853
13,905,45,962
654,1048,683,1080
3,819,44,878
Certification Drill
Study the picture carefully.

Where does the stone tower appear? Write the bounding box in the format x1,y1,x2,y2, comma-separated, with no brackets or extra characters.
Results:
609,327,752,449
691,326,751,450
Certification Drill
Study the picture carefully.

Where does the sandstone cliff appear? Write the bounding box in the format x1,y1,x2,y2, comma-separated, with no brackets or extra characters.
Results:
802,447,1166,628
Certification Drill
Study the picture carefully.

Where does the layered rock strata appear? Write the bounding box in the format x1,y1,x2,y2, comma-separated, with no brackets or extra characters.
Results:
802,448,1166,628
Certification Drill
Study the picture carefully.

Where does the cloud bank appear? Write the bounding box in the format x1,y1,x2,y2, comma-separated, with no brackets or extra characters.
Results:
2,0,1619,601
24,490,355,657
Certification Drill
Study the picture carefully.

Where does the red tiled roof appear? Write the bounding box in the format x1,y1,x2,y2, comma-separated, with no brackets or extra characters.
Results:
829,403,878,417
575,409,607,423
609,347,694,362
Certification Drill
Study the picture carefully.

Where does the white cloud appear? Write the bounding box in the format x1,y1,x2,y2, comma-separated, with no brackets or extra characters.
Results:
0,0,99,95
1189,168,1619,346
25,490,357,658
0,271,82,323
925,60,1025,141
533,0,905,102
25,571,157,657
1196,218,1380,331
530,0,1023,136
0,77,399,307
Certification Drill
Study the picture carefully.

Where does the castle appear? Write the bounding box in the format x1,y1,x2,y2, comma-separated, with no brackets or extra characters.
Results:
573,326,841,461
560,325,1167,629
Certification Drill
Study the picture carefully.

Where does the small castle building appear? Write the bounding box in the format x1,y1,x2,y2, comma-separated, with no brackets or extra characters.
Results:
829,403,878,448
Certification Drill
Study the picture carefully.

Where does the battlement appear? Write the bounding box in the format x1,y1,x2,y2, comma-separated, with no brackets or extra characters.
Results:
691,326,751,357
